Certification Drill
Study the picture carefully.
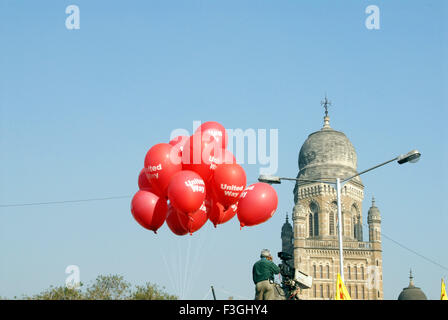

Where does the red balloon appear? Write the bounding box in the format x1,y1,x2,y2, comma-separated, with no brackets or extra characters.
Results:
177,200,209,235
208,199,224,227
166,204,188,236
182,134,236,183
138,168,153,192
144,143,182,197
221,203,238,224
130,190,168,233
194,121,228,149
181,134,215,182
213,148,236,166
237,183,278,228
169,135,189,159
210,163,246,207
169,135,189,148
167,170,206,214
208,199,237,227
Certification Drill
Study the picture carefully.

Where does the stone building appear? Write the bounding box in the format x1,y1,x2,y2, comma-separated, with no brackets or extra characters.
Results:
281,105,384,300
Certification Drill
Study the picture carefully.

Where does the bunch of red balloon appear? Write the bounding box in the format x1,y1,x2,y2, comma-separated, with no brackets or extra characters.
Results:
131,121,279,236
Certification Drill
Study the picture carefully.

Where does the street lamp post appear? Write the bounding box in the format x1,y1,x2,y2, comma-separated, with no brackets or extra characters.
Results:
336,178,344,282
258,149,421,283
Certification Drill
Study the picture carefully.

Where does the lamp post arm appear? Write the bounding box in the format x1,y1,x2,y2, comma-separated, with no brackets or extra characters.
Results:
341,157,399,184
279,177,336,185
278,177,302,182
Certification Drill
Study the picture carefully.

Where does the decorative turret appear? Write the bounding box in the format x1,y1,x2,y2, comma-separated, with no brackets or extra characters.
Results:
368,197,381,243
281,214,294,257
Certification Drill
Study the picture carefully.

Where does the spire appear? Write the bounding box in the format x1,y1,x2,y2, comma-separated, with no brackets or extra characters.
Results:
372,196,376,207
409,269,415,287
282,212,292,234
321,94,332,129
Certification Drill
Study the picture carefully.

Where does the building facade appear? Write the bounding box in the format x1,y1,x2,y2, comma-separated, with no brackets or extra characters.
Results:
281,108,384,300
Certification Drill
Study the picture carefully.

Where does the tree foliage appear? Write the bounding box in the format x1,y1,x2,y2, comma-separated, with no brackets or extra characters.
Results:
85,275,131,300
130,283,177,300
23,285,85,300
17,274,177,300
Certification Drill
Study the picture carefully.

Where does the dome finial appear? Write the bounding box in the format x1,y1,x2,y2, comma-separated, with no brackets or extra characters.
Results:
409,269,414,286
321,94,331,129
372,196,376,206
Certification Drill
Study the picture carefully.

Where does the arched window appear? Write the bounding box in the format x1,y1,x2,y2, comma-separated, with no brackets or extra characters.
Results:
362,285,365,300
353,216,357,239
319,265,323,278
351,205,359,240
309,202,319,237
309,213,313,237
327,284,330,298
361,266,365,280
329,212,335,235
313,265,317,278
313,285,317,297
320,284,323,298
355,285,358,299
357,215,363,241
354,266,358,280
326,265,330,279
348,266,351,280
329,201,337,236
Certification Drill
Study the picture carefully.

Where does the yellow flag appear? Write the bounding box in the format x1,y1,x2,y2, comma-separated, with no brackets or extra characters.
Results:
335,273,351,300
442,279,447,300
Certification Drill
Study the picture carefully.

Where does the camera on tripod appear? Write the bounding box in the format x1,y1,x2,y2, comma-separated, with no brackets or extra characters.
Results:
277,251,295,280
277,251,313,289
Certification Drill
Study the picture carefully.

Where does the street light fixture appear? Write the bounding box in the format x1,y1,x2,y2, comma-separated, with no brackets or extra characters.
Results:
397,149,421,164
258,175,282,184
258,149,421,283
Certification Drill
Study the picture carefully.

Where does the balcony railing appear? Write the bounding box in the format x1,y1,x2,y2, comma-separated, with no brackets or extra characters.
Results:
304,239,372,250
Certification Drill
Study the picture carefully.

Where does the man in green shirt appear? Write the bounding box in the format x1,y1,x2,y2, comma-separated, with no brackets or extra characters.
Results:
252,249,280,300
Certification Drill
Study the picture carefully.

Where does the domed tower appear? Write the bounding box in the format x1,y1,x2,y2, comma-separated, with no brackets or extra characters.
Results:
398,270,427,300
293,101,364,242
368,197,382,244
367,197,383,299
280,215,294,278
291,98,383,300
281,215,294,257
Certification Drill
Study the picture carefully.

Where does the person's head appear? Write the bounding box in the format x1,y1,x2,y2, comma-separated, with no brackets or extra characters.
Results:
260,249,272,260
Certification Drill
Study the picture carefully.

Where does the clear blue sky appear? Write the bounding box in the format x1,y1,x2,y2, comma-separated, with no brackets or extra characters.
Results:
1,0,447,300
